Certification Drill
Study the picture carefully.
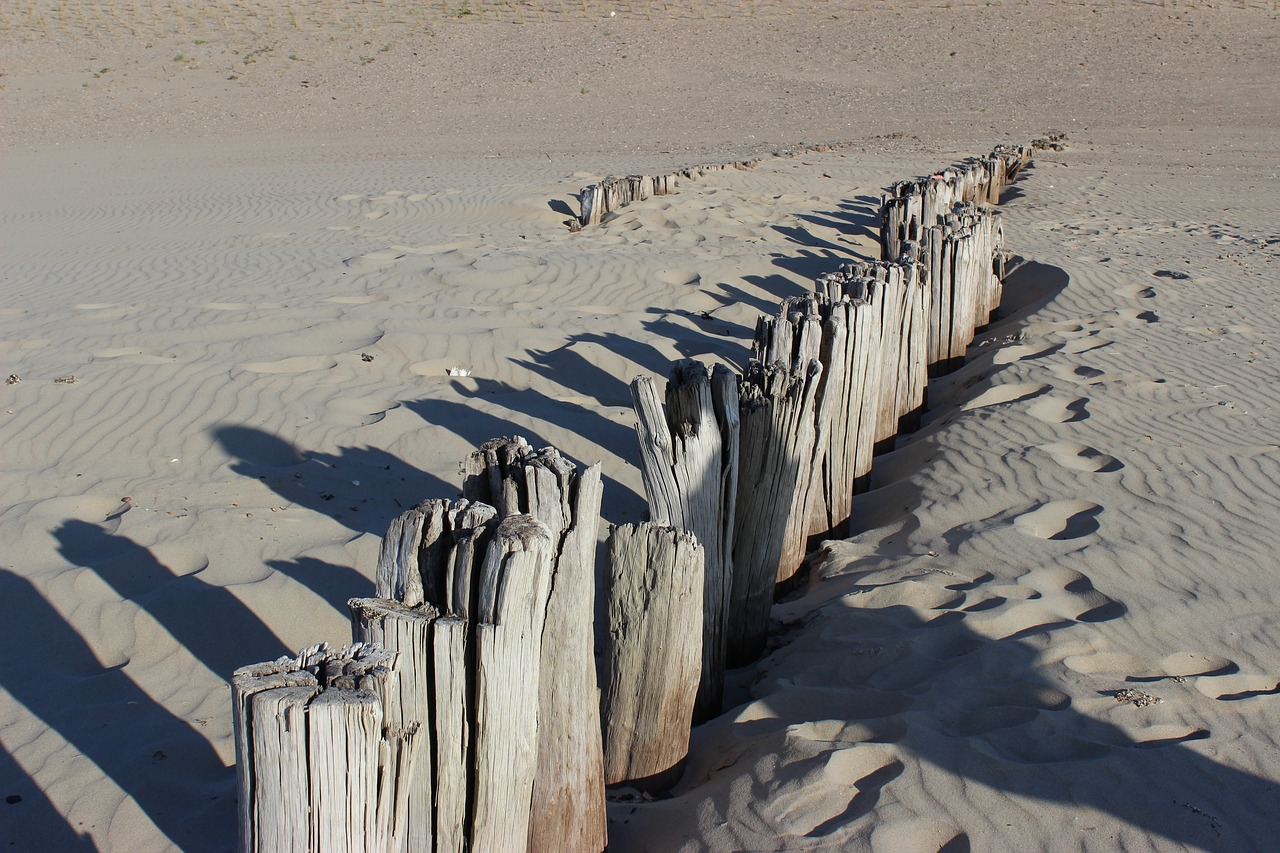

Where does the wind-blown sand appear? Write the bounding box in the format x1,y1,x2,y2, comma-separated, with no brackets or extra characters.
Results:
2,2,1279,850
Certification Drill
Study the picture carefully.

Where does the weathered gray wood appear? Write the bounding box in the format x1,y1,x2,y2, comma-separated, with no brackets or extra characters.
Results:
602,523,704,794
530,460,606,853
810,294,880,535
307,687,382,852
472,516,556,853
348,598,439,853
249,686,315,853
577,173,678,227
728,355,824,665
233,643,416,853
463,437,607,852
432,616,469,853
375,499,498,612
233,660,319,853
629,360,739,721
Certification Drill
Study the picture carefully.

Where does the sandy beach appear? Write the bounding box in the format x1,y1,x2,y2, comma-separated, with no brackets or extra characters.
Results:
3,1,1279,850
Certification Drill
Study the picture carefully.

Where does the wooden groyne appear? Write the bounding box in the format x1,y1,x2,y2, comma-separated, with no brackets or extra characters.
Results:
233,135,1059,852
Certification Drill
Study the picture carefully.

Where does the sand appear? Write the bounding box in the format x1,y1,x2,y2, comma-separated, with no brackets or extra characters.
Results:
2,1,1279,851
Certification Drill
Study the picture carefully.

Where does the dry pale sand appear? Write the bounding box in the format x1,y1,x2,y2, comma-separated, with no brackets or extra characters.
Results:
2,2,1279,851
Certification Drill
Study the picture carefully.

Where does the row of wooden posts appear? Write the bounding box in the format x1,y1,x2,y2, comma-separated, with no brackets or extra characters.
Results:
233,137,1051,852
573,143,842,228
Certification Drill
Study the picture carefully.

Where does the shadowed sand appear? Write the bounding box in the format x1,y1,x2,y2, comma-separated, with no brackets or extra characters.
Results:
2,2,1279,850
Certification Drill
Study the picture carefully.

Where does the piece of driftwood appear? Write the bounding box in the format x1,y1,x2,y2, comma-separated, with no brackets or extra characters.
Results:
728,354,824,665
233,643,420,853
629,361,739,721
463,438,607,853
471,515,556,853
575,147,837,229
764,292,884,538
602,523,704,794
914,203,1005,375
431,615,469,853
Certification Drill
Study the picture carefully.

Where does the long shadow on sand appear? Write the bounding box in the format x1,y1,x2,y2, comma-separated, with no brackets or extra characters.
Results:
214,425,456,538
708,594,1278,849
0,746,94,851
54,520,292,678
403,382,648,524
0,569,230,851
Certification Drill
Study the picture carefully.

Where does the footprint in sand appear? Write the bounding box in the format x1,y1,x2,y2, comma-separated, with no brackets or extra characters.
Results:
1115,283,1158,300
765,745,904,838
325,295,389,305
239,355,337,374
1028,394,1090,423
991,342,1063,365
1196,674,1280,701
1041,441,1124,473
1060,335,1113,356
325,397,401,428
1064,649,1235,681
1018,565,1123,622
961,382,1050,412
342,249,407,273
1013,501,1103,541
92,348,177,364
870,819,969,853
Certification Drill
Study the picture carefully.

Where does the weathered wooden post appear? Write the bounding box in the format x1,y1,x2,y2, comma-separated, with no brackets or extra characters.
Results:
233,643,421,853
357,498,499,853
602,523,704,793
462,437,607,853
765,291,883,539
822,259,929,451
630,361,739,721
577,172,678,227
471,515,557,853
727,353,824,666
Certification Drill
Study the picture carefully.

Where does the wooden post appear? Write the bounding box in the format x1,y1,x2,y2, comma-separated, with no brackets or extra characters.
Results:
577,173,679,228
463,438,607,853
360,498,499,853
602,523,704,794
629,361,739,722
233,643,421,853
374,498,498,612
348,600,439,853
728,354,824,666
472,515,556,853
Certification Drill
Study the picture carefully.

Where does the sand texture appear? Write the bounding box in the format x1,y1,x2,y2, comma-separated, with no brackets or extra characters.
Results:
2,2,1279,851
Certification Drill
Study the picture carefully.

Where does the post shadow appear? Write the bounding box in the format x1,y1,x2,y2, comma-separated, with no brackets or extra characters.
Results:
213,425,456,537
266,556,373,619
0,745,94,851
404,381,648,524
0,568,230,851
748,599,1279,849
54,520,291,679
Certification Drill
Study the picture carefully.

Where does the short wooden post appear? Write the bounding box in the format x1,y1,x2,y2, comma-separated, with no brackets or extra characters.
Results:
347,599,439,853
233,643,421,853
602,523,704,793
630,361,739,722
463,438,608,853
